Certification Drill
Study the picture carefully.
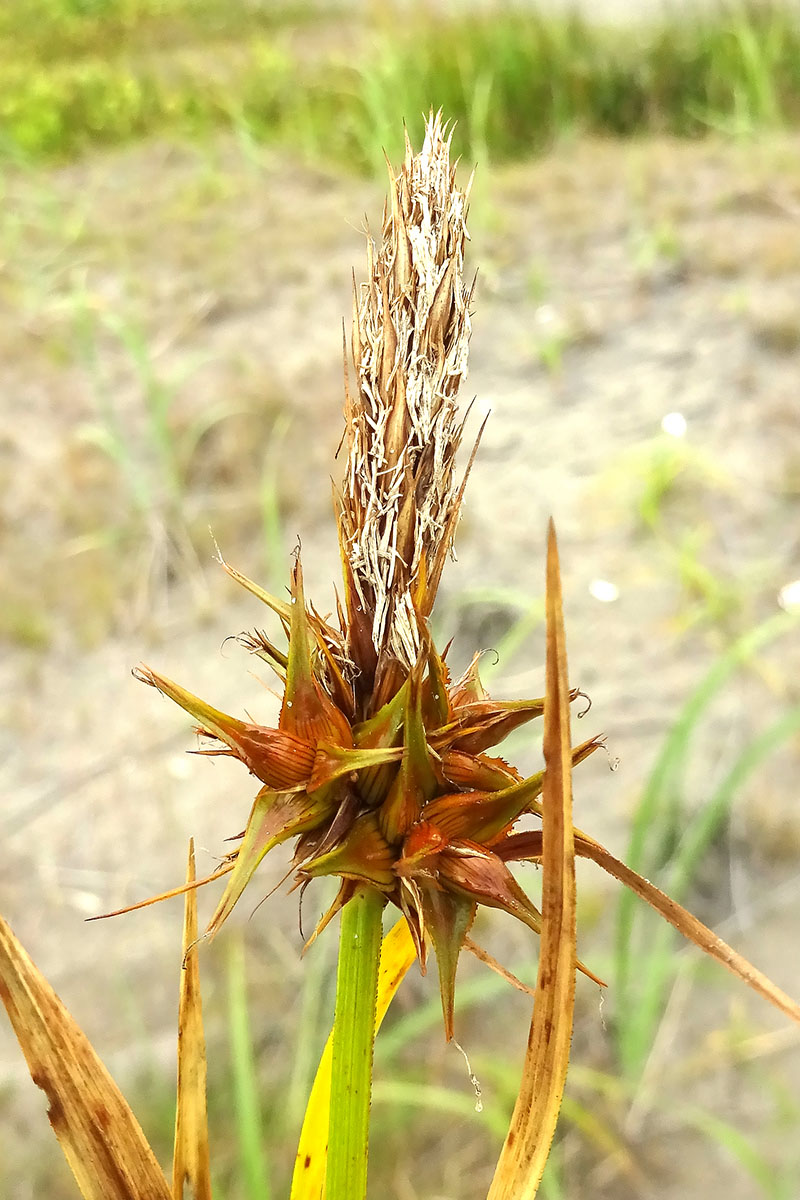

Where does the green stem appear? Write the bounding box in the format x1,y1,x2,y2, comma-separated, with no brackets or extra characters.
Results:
326,886,385,1200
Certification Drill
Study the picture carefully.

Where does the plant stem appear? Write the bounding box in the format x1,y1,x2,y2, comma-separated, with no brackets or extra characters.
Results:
326,886,385,1200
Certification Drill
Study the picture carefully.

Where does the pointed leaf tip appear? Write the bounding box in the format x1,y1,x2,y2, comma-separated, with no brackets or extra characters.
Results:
206,787,332,940
488,521,577,1199
173,840,212,1200
422,889,476,1041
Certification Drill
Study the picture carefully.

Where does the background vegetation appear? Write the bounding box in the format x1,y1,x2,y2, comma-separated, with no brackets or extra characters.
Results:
2,1,800,166
2,3,800,1198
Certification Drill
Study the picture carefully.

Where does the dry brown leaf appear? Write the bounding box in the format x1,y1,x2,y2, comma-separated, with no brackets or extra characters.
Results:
575,836,800,1026
0,914,171,1200
173,840,212,1200
487,520,577,1199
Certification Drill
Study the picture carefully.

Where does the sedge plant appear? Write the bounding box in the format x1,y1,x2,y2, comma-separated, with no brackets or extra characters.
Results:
2,112,800,1200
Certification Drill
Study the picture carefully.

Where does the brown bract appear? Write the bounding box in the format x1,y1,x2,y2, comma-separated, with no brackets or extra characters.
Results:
0,913,172,1200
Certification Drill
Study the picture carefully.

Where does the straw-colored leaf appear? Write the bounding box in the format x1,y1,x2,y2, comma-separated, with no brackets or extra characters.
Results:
88,863,235,923
290,917,417,1200
173,840,212,1200
576,837,800,1026
488,520,577,1199
0,914,171,1200
499,826,800,1024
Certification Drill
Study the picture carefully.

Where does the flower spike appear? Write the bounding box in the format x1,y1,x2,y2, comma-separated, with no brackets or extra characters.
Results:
118,115,800,1066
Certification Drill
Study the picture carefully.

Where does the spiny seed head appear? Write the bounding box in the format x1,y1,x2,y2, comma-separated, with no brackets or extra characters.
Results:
123,112,800,1055
132,114,602,1040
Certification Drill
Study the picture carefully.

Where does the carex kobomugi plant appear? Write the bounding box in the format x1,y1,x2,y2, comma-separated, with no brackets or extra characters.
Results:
129,111,800,1194
2,112,800,1200
129,114,605,1032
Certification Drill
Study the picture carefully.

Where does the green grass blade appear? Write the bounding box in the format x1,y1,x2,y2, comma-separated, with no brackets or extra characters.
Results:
285,930,333,1136
618,703,800,1077
227,935,271,1200
685,1107,787,1199
614,612,797,1021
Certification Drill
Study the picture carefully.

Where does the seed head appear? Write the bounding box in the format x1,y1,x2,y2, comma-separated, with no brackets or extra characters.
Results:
121,114,800,1046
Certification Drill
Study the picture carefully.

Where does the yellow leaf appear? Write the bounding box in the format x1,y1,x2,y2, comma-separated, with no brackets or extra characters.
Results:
0,914,171,1200
290,917,416,1200
173,840,212,1200
488,519,577,1199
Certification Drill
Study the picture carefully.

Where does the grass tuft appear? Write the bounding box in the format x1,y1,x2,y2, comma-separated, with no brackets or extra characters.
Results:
2,3,800,166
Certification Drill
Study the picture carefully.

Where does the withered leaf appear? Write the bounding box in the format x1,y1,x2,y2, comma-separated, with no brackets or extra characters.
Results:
488,520,577,1199
0,915,171,1200
173,840,212,1200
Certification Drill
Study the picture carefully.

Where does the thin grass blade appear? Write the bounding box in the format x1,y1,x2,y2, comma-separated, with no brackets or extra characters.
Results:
619,703,800,1075
227,934,271,1200
615,612,797,1014
173,840,212,1200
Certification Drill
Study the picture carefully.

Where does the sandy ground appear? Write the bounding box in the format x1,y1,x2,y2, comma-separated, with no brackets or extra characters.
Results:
2,130,800,1198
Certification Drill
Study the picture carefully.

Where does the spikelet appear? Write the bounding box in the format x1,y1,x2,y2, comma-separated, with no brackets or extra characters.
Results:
339,111,476,695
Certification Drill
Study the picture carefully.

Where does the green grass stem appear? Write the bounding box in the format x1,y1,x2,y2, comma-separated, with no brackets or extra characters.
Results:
619,702,800,1077
227,935,272,1200
326,886,385,1200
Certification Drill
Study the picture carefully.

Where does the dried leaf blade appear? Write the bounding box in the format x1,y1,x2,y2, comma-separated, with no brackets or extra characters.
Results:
0,914,171,1200
173,840,212,1200
488,520,577,1198
577,837,800,1026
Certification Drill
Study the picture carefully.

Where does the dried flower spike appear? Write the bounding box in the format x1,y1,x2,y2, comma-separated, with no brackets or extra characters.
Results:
339,113,477,700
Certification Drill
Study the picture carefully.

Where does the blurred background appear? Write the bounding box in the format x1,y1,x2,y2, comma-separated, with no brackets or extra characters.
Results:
2,1,800,1197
